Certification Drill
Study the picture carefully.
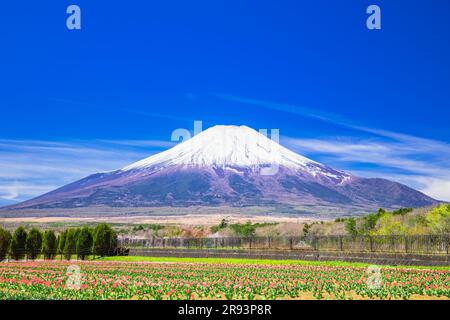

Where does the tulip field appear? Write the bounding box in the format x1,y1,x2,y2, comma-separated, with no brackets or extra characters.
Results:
0,259,449,300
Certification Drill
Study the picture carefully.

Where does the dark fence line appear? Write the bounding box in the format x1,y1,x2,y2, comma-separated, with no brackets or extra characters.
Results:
119,235,450,255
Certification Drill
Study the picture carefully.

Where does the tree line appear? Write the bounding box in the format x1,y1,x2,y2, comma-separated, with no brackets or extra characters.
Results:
0,224,117,261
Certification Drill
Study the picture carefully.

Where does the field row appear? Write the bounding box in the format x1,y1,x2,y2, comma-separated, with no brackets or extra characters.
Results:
0,260,449,300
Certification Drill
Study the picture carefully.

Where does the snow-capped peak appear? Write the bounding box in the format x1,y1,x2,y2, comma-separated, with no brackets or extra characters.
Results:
122,125,318,171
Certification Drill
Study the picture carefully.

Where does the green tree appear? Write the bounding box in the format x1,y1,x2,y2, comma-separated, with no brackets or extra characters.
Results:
58,230,67,256
211,219,229,233
10,227,27,260
345,218,358,236
42,230,57,260
392,208,413,216
93,224,117,257
361,213,380,234
229,221,257,237
63,229,79,260
76,227,93,260
302,223,311,235
426,204,450,234
0,228,12,261
26,228,42,260
376,214,409,235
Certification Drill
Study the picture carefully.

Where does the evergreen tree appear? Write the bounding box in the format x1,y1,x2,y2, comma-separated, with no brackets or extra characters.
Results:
26,228,42,260
10,227,27,260
63,229,79,260
58,230,67,256
42,230,57,260
93,224,117,257
76,227,93,260
0,228,12,261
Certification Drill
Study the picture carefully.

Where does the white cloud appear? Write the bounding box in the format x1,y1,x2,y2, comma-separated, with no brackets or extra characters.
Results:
420,179,450,202
283,136,450,201
0,139,170,203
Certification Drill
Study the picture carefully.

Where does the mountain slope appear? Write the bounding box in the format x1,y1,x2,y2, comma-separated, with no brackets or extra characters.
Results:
5,125,438,213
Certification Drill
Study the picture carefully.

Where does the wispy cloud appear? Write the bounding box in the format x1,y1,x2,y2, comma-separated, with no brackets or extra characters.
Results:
220,94,450,201
0,139,171,204
283,134,450,201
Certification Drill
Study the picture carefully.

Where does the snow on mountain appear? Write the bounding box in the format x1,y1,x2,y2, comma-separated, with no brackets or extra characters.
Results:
122,125,349,181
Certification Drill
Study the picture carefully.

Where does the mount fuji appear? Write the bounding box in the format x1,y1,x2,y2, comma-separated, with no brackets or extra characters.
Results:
5,125,438,214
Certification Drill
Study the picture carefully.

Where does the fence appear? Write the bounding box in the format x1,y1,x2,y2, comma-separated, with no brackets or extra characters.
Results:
119,235,450,255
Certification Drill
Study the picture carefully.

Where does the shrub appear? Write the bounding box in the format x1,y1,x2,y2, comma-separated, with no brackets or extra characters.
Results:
0,228,12,261
10,227,27,260
42,230,57,260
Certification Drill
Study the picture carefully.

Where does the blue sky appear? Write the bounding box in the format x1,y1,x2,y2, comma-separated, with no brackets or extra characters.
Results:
1,1,450,204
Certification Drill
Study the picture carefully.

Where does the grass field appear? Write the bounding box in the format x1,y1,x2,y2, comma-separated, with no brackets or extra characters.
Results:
102,255,450,270
0,257,449,300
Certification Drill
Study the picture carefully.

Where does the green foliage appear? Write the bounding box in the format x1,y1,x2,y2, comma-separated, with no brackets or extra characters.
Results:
302,223,311,235
218,219,228,229
58,230,67,255
42,230,57,260
376,214,409,235
230,221,257,237
360,210,386,234
10,227,27,260
150,224,163,232
76,227,93,260
132,225,145,232
0,228,12,261
63,229,79,260
345,218,358,236
211,219,228,233
3,224,118,261
358,206,450,235
165,225,183,237
392,208,413,216
26,228,42,260
93,224,117,257
348,208,429,236
425,204,450,234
